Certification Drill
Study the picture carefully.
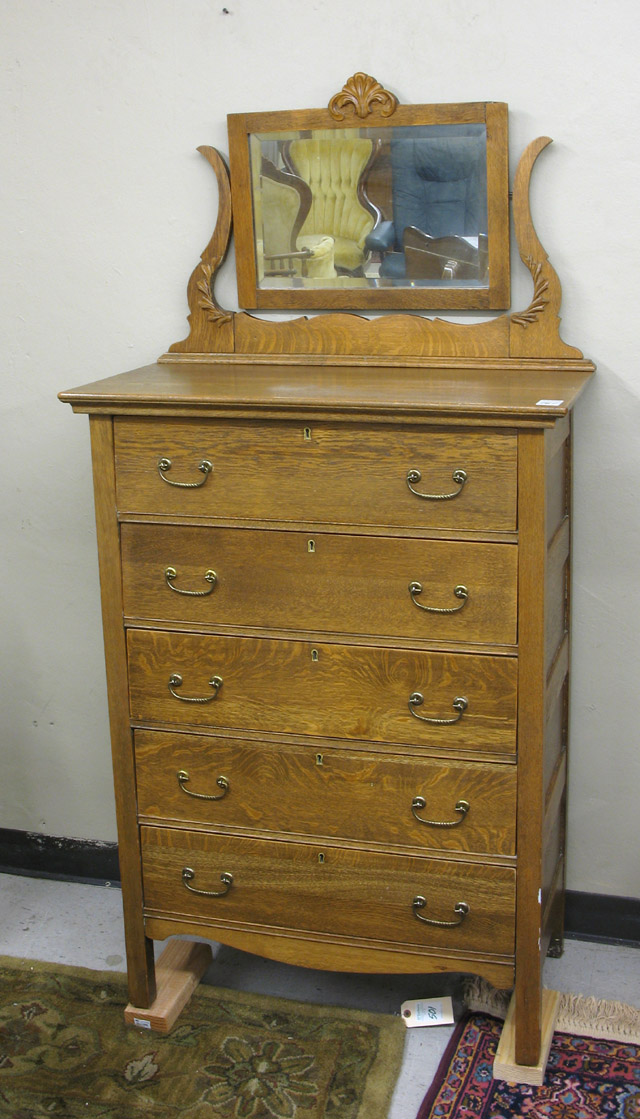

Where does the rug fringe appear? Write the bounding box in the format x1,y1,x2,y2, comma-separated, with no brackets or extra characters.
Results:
463,976,510,1018
462,978,640,1045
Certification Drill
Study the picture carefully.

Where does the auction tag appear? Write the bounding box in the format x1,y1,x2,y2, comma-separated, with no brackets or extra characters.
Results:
401,996,454,1028
133,1017,152,1030
536,399,564,406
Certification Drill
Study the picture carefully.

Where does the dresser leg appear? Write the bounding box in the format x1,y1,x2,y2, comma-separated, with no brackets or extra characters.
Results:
124,930,157,1009
124,940,213,1032
493,988,560,1085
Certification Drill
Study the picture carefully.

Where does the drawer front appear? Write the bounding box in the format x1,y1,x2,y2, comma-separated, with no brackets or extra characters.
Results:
122,524,517,646
127,631,517,753
141,826,516,956
135,731,517,856
114,418,517,531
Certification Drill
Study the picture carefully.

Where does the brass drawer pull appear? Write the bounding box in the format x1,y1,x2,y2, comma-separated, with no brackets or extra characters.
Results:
406,468,467,500
409,582,468,613
168,673,223,703
157,457,213,488
182,867,233,897
411,796,470,827
409,692,467,725
177,770,229,800
412,896,470,928
165,566,217,596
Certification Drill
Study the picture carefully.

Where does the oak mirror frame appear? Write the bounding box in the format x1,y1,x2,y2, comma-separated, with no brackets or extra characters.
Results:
228,76,510,313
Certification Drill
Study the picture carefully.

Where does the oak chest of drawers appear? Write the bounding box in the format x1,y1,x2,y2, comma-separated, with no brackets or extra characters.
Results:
61,357,592,1071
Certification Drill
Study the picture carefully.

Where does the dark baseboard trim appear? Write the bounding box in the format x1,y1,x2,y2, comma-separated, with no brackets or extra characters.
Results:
0,828,120,887
0,830,638,947
564,889,640,948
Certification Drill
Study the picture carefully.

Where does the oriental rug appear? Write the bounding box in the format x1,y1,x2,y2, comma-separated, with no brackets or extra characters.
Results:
0,955,405,1119
417,1009,640,1119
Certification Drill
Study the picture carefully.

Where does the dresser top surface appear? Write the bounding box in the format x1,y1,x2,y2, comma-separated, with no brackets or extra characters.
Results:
59,360,594,425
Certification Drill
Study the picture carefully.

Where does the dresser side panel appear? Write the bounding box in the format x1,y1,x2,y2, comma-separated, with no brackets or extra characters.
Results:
89,415,156,1007
514,428,547,1065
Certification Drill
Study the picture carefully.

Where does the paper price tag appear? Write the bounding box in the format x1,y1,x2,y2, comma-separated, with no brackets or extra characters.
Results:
401,996,454,1028
536,399,564,406
133,1017,152,1030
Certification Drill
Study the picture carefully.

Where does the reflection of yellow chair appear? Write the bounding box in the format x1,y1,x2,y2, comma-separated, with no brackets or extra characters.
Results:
257,158,337,280
284,138,379,273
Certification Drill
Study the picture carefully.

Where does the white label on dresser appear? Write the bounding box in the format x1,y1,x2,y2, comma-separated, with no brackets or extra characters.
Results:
133,1018,152,1029
401,996,454,1028
536,399,564,406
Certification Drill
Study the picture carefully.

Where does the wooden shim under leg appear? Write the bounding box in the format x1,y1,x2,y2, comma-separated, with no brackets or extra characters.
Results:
494,988,560,1085
124,940,213,1033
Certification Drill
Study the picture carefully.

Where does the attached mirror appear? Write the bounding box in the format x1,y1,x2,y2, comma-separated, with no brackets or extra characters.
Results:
228,76,510,311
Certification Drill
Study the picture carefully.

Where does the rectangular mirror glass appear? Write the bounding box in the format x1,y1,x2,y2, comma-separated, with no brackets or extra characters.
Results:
229,93,509,311
253,123,488,292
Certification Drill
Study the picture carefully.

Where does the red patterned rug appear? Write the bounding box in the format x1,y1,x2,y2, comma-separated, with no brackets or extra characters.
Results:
417,1012,640,1119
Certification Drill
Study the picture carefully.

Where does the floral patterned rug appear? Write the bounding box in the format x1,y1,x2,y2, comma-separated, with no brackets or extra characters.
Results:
0,955,405,1118
417,1012,640,1119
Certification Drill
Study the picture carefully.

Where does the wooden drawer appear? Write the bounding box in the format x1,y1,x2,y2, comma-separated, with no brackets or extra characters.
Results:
127,630,517,753
141,826,516,956
114,418,517,531
121,524,517,645
135,731,517,856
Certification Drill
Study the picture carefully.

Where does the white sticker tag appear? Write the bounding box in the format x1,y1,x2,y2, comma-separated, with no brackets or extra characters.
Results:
401,996,454,1028
133,1017,152,1029
536,399,564,406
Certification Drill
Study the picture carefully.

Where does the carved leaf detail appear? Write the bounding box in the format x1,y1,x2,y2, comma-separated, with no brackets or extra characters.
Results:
329,72,398,121
511,256,550,327
197,263,232,327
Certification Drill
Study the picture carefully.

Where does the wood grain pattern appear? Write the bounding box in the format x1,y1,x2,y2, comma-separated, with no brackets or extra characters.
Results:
234,310,510,355
494,988,561,1085
127,630,517,753
121,524,517,645
60,100,594,1069
60,361,594,421
545,520,570,673
228,99,509,313
114,417,517,531
124,940,212,1033
509,139,582,360
140,825,516,955
142,914,515,987
169,147,234,356
545,420,570,543
514,428,547,1065
89,416,157,1009
134,730,517,856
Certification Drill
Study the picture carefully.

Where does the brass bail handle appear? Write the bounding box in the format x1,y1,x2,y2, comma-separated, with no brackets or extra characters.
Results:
412,896,470,928
411,796,470,828
406,468,467,500
409,693,467,725
165,567,217,596
409,582,468,614
168,674,223,703
181,868,233,898
157,457,213,488
177,771,230,801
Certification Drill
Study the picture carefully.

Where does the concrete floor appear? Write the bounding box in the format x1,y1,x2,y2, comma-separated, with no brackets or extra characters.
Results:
0,871,638,1117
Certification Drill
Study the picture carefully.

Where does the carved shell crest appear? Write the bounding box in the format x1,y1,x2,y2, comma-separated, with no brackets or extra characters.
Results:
329,73,398,121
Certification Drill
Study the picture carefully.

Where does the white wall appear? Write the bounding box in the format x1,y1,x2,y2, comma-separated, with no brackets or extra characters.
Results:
2,0,639,898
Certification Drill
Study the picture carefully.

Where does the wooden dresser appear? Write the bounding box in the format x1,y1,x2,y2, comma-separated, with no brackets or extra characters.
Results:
60,84,594,1079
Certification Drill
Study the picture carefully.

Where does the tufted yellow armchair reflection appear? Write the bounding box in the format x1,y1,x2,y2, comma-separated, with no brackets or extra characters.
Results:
284,136,379,274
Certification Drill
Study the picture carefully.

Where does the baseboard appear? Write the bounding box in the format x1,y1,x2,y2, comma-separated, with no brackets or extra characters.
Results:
564,890,640,948
0,828,119,887
0,829,638,947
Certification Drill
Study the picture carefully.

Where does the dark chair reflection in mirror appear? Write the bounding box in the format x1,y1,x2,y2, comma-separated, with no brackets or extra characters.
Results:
365,125,489,284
